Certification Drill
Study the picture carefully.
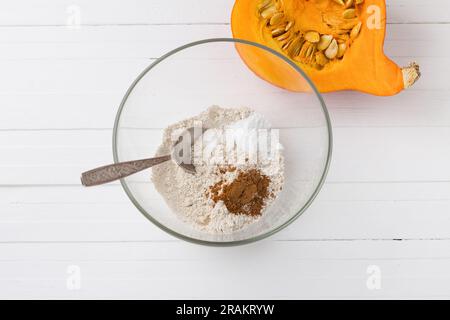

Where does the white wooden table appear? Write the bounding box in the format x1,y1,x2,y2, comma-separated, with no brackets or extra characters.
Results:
1,0,449,299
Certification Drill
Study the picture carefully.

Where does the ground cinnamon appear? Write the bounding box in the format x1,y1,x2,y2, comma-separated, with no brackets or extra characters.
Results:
209,168,271,216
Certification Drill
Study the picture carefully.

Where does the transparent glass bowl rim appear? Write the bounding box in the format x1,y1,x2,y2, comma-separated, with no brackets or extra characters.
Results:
112,38,333,247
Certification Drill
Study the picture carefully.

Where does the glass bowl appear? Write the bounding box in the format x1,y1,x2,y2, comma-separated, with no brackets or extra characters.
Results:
113,38,332,246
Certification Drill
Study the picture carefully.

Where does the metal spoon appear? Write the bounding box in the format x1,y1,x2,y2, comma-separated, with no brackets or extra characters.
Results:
81,127,205,187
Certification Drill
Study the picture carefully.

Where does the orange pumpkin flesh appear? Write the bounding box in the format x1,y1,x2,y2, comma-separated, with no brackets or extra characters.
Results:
231,0,420,96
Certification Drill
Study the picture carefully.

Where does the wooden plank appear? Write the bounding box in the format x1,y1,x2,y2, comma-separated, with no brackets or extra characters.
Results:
2,90,449,130
0,25,229,60
1,183,450,242
0,0,447,26
0,0,232,26
0,24,440,60
4,59,440,97
0,241,449,299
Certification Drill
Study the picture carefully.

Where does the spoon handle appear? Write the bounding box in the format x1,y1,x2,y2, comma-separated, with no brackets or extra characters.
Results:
81,155,171,187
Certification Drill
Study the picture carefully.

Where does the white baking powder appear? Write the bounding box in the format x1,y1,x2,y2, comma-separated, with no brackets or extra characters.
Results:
152,106,284,234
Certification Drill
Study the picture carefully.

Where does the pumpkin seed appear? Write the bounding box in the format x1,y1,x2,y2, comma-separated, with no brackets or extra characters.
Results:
272,27,286,37
276,31,291,41
345,0,354,8
337,43,347,58
332,0,345,5
325,39,338,59
270,12,285,26
315,51,329,66
350,21,362,39
317,34,333,51
304,31,320,43
258,0,272,12
285,20,294,31
282,38,293,50
261,5,278,19
343,8,356,19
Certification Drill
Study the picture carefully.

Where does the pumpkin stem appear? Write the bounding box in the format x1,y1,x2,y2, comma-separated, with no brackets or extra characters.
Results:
402,62,421,89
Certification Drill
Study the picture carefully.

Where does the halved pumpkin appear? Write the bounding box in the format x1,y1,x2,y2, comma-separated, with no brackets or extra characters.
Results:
231,0,420,96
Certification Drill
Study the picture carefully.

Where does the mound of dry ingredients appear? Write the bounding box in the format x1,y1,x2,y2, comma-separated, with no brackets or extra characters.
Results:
152,106,284,234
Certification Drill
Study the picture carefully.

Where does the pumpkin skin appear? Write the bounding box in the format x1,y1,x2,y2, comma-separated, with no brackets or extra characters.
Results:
231,0,420,96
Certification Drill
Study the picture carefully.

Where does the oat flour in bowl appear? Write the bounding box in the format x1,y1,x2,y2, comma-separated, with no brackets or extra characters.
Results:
152,106,284,234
